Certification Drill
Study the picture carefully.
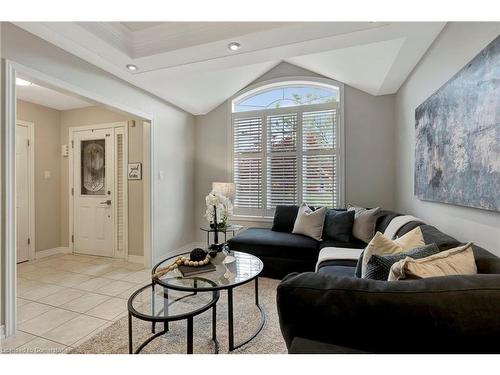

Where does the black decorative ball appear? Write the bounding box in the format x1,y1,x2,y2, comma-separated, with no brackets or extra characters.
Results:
190,248,207,261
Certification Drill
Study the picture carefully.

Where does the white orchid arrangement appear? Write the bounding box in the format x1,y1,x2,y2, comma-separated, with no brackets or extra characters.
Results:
204,190,233,227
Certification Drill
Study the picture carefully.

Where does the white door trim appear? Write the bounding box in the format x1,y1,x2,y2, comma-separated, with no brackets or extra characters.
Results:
2,59,156,338
68,122,128,258
16,120,35,262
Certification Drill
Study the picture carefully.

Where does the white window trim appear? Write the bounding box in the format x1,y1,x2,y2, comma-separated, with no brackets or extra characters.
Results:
227,77,345,218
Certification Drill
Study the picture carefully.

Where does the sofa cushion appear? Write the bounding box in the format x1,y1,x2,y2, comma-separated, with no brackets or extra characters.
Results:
348,206,381,243
272,205,299,232
375,210,402,234
292,203,327,240
322,209,355,242
364,243,440,280
227,227,319,261
419,225,461,250
317,265,356,277
320,238,366,250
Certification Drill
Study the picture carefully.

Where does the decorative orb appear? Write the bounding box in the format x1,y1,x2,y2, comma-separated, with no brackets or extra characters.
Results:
172,263,178,269
188,261,194,266
193,261,199,267
184,260,189,266
190,248,207,261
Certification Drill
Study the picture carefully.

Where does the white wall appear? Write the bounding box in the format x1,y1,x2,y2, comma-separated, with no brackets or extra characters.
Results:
194,63,396,242
395,22,500,253
1,23,196,264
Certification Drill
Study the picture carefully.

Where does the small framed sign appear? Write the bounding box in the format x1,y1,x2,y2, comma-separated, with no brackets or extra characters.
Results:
128,162,142,180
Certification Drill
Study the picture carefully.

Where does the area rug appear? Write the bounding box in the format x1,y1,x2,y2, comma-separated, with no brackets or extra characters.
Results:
70,277,287,354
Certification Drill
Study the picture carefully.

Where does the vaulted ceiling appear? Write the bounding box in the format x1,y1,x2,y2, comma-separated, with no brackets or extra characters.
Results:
14,22,446,115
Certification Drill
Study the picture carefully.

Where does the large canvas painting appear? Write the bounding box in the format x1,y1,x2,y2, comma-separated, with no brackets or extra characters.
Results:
415,35,500,212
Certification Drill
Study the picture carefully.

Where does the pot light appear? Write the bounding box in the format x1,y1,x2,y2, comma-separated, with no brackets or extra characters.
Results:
227,42,241,51
126,64,138,71
16,78,33,86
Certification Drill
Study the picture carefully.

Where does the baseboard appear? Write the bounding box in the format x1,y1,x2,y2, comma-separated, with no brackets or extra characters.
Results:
35,247,71,259
127,255,144,264
154,242,204,264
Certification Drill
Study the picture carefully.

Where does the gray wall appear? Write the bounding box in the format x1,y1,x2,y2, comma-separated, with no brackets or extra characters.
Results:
395,22,500,253
194,63,396,242
17,100,62,252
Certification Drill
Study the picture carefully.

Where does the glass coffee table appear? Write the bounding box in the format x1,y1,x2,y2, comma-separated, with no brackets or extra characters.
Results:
128,282,219,354
152,251,264,351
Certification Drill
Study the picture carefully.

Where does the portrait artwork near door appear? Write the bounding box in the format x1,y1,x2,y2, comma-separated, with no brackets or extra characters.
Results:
128,162,142,180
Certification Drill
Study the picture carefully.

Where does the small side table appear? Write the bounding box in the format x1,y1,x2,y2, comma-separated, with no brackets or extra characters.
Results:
127,282,219,354
200,224,243,247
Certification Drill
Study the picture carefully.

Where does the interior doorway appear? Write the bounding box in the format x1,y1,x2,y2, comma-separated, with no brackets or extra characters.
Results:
15,120,35,263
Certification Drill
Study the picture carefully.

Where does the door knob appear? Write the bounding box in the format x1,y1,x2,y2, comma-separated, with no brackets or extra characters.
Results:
100,200,112,206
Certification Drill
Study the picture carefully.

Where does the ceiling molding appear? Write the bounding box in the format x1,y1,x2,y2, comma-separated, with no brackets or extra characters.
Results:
12,22,446,115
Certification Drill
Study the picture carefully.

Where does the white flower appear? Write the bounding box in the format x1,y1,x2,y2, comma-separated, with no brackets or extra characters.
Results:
204,190,233,224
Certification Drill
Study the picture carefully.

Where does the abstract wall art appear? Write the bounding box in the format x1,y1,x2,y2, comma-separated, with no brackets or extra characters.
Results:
415,34,500,212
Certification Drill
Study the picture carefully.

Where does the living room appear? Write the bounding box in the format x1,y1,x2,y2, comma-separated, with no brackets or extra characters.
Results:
1,0,499,373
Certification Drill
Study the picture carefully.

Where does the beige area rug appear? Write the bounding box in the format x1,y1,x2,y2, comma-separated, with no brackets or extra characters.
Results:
70,277,288,354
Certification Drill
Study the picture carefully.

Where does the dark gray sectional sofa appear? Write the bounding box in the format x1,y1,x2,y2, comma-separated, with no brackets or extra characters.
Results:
227,206,500,353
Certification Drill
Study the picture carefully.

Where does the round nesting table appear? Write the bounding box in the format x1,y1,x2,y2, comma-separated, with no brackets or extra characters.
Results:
152,251,265,352
127,281,220,354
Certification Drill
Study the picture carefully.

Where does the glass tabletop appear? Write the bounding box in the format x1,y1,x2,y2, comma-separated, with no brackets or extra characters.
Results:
152,251,263,292
199,224,243,233
128,283,218,321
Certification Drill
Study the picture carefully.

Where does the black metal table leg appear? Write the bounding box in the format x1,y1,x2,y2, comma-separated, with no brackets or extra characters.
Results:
151,283,156,333
228,287,234,351
163,287,169,333
227,277,266,352
187,317,194,354
128,312,133,354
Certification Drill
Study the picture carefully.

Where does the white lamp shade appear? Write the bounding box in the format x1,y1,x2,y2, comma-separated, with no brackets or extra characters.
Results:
212,182,236,199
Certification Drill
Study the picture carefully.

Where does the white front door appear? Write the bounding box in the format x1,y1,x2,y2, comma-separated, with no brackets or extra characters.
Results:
16,124,31,263
73,128,115,257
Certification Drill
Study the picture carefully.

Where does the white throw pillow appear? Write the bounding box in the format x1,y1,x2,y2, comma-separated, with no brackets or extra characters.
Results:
361,227,425,278
292,203,327,241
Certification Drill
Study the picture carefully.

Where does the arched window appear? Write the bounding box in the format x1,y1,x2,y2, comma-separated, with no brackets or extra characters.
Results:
231,80,343,217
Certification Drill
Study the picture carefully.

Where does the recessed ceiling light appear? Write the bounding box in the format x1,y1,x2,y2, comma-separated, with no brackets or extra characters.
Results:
126,64,138,71
16,78,33,86
227,42,241,52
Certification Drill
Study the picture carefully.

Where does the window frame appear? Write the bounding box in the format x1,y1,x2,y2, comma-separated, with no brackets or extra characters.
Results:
227,77,345,220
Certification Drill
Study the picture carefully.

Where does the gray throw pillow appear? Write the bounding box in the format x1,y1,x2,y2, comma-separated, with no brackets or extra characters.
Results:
364,243,440,280
347,205,381,243
292,203,327,241
322,209,355,242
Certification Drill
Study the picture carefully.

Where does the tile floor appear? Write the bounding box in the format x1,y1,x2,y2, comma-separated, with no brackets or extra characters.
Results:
1,253,149,354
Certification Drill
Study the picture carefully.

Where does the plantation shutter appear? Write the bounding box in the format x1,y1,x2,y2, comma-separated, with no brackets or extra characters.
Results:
233,117,263,210
266,114,298,208
302,110,337,207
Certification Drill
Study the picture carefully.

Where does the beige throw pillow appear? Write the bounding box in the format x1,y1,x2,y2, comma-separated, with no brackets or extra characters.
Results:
361,227,425,278
292,203,327,241
347,206,381,243
388,242,476,281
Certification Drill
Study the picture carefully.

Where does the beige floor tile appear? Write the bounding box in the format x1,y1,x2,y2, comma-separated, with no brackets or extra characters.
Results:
55,260,88,273
18,301,54,323
86,297,127,320
43,314,107,346
17,297,31,307
60,292,110,313
17,337,67,354
116,285,139,300
17,263,38,274
94,280,139,297
78,263,116,276
18,308,79,336
123,262,147,271
38,288,86,307
126,270,151,284
73,277,110,292
101,268,136,280
37,270,73,284
0,331,36,350
19,283,65,301
55,272,93,288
